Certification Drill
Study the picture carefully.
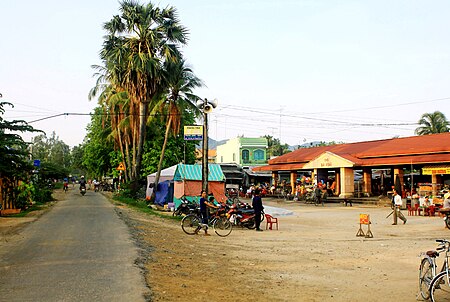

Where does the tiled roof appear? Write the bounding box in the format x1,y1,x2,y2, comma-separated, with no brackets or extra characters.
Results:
258,133,450,171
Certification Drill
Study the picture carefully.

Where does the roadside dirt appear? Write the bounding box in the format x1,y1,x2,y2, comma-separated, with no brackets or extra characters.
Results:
3,191,450,301
115,198,450,302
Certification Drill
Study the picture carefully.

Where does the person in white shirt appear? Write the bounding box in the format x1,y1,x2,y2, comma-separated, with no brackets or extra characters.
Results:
392,189,407,225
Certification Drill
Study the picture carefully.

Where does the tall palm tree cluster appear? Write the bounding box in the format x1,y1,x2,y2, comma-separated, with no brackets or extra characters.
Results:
415,111,449,135
89,0,203,185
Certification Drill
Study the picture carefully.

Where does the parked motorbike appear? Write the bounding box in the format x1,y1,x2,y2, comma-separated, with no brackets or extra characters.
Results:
226,203,259,229
173,197,198,216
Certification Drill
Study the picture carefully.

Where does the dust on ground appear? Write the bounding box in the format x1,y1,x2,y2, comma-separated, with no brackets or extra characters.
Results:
2,191,449,302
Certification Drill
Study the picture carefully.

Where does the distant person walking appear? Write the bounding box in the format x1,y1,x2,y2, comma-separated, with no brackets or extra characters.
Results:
392,189,407,225
252,189,264,231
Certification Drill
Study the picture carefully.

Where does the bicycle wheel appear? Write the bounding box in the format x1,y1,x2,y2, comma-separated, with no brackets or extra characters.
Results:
430,271,450,302
213,217,233,237
419,257,435,300
181,214,201,235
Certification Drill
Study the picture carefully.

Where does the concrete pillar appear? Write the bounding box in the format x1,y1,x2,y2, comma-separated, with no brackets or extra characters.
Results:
339,167,354,198
312,169,317,186
432,173,438,197
363,168,372,195
394,168,404,192
290,171,297,194
335,170,341,196
272,172,278,187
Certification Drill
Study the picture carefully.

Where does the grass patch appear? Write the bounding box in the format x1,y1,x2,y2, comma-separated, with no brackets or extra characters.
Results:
112,195,181,221
5,202,48,217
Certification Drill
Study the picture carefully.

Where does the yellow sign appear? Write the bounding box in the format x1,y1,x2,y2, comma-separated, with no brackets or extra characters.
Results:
184,125,203,141
116,162,125,171
422,166,450,175
359,214,370,225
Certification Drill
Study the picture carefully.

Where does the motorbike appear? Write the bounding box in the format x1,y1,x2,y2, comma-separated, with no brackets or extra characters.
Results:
173,197,198,216
80,186,86,196
227,203,263,229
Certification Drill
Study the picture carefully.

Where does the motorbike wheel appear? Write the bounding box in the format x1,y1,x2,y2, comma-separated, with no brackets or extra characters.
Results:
244,218,256,229
213,217,233,237
445,215,450,229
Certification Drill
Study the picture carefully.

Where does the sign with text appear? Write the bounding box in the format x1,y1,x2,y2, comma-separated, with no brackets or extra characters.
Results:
184,125,203,141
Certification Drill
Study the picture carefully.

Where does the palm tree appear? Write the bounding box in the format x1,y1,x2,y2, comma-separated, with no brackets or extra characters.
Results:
151,59,203,199
415,111,449,135
100,0,188,181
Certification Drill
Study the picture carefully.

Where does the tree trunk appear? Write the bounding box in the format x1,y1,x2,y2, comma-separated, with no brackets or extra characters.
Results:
134,101,148,182
151,115,172,201
117,125,128,182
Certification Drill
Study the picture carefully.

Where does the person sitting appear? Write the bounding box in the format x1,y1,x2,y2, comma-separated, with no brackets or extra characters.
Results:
423,196,432,215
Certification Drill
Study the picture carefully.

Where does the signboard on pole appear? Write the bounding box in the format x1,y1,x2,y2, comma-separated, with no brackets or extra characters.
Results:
116,162,125,171
184,125,203,141
33,159,40,167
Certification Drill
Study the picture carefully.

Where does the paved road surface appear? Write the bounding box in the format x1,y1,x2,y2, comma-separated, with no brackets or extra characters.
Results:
0,187,149,302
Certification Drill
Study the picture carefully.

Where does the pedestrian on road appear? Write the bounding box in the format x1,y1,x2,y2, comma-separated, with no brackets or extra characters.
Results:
392,189,407,225
252,189,264,231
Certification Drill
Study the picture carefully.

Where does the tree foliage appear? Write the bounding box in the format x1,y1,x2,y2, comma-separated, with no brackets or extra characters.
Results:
95,0,189,181
0,102,41,179
31,132,71,170
415,111,449,135
264,135,290,157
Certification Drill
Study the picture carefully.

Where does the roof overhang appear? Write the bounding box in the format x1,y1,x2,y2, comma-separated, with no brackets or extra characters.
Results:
252,163,306,172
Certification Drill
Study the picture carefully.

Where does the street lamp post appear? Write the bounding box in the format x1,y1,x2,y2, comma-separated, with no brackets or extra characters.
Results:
197,98,218,194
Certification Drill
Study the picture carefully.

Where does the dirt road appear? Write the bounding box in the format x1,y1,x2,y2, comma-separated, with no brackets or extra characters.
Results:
2,192,449,301
115,197,449,302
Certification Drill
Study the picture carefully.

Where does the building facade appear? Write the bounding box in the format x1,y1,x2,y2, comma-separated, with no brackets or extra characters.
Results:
216,137,268,167
254,133,450,198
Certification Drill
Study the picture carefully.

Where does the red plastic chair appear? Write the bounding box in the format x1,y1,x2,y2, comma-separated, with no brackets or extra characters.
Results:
429,205,436,217
265,214,279,230
407,205,414,216
414,204,422,216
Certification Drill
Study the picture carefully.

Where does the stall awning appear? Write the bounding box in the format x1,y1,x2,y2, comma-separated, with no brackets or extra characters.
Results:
422,165,450,175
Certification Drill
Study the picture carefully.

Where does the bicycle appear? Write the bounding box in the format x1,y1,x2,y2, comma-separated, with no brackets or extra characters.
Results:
429,239,450,301
418,239,450,300
181,206,232,237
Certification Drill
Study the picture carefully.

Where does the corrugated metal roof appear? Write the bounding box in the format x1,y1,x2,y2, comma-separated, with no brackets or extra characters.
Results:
174,164,225,181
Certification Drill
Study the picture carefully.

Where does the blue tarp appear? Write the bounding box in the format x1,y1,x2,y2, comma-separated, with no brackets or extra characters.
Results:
155,181,170,206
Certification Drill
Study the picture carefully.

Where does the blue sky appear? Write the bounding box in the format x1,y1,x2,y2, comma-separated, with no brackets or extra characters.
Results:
1,0,450,147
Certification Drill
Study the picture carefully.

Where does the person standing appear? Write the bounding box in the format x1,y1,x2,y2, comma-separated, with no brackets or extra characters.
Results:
252,189,264,231
198,191,217,236
392,189,407,225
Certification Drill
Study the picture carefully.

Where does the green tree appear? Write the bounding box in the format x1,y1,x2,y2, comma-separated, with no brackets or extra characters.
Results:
31,132,71,169
264,135,290,157
152,59,202,194
415,111,450,135
0,102,42,209
82,107,115,178
99,0,188,181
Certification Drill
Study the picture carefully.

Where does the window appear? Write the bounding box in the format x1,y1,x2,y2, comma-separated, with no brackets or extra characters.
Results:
242,149,249,162
221,156,223,163
254,149,264,160
233,153,235,161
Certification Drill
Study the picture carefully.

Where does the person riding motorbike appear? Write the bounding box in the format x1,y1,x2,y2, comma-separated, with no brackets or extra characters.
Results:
79,176,87,191
63,178,69,192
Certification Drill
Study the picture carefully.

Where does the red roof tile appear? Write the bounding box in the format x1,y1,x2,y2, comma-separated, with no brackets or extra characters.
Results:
258,133,450,171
